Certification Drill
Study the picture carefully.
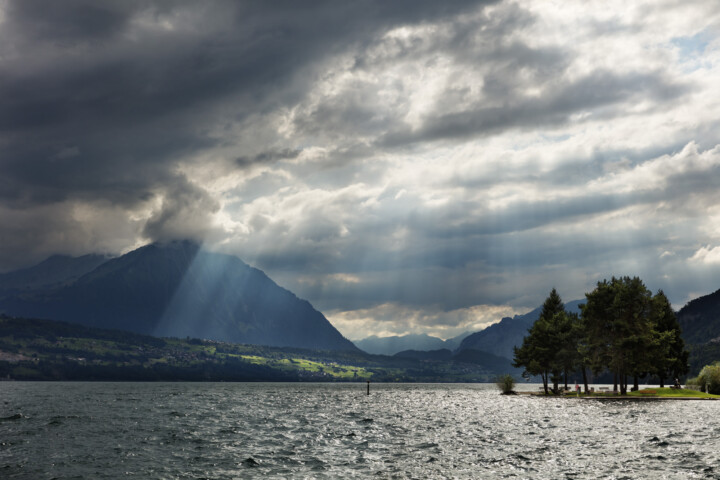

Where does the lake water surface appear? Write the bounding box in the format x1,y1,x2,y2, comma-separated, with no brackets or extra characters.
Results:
1,382,719,479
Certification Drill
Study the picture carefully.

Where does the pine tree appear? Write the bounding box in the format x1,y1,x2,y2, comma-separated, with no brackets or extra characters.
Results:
580,279,615,381
582,276,656,394
650,290,689,386
513,288,569,394
513,315,554,394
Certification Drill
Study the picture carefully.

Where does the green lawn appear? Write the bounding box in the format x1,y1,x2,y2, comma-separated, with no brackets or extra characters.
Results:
627,387,720,398
539,387,720,398
237,354,372,379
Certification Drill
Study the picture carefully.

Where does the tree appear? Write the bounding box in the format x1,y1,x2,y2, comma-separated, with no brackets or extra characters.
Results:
581,276,679,394
569,309,594,393
688,362,720,394
514,315,551,394
518,278,689,396
580,279,616,386
582,277,647,394
550,311,577,391
649,290,689,386
495,374,516,394
514,288,569,394
614,276,654,392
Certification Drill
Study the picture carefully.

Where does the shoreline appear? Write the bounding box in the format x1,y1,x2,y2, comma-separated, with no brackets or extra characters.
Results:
517,391,720,400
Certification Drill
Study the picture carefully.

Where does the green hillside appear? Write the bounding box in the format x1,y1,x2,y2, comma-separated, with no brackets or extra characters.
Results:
0,315,508,382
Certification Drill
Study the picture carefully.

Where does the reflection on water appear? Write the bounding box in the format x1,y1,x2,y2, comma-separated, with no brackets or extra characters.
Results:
1,382,719,479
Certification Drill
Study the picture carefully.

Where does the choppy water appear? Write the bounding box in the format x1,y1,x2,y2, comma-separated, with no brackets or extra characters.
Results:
1,382,719,479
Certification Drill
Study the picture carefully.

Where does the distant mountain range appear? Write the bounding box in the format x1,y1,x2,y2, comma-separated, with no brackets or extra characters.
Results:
4,240,720,371
456,300,584,360
353,302,586,360
353,331,471,355
0,241,358,352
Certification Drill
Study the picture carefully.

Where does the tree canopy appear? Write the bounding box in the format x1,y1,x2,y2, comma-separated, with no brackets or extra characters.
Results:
513,288,579,394
514,278,689,394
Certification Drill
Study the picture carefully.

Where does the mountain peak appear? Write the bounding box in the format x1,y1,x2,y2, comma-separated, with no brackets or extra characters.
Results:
456,300,584,359
0,244,358,352
353,332,471,355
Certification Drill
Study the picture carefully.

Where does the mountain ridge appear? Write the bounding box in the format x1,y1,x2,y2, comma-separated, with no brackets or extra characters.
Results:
456,300,584,360
353,331,471,355
0,241,359,352
0,253,110,291
677,288,720,345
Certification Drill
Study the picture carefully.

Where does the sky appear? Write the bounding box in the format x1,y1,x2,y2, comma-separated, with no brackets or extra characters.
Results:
2,0,720,340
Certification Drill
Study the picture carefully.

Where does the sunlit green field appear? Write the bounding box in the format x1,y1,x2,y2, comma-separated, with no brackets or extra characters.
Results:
240,355,373,379
627,388,720,398
0,316,511,382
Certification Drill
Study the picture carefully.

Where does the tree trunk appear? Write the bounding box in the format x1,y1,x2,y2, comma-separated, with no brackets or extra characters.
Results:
633,375,639,392
619,372,627,395
564,369,568,390
659,377,665,388
613,372,618,392
542,372,548,394
582,366,589,394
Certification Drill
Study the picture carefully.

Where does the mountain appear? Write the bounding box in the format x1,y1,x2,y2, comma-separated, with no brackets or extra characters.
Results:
0,241,358,352
354,334,445,355
444,331,473,350
391,346,520,373
677,288,720,345
451,348,521,373
394,349,454,361
456,300,584,360
0,254,109,292
354,331,472,356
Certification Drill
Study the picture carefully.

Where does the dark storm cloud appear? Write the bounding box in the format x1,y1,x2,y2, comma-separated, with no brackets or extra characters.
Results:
282,1,690,162
142,175,221,243
291,5,575,148
0,0,496,246
236,148,302,167
3,0,720,338
4,1,135,43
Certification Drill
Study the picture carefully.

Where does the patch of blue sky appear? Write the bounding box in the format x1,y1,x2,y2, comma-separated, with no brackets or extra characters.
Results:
671,30,714,72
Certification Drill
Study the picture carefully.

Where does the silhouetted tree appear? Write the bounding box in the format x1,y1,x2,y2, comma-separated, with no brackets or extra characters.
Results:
514,288,568,394
649,290,688,386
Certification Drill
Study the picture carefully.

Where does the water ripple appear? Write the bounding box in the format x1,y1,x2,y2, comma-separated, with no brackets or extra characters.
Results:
1,382,719,478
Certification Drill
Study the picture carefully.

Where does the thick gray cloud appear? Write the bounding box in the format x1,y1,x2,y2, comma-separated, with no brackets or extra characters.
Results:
2,0,720,338
378,70,689,147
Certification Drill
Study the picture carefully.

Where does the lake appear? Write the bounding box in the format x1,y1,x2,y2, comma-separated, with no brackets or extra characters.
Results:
1,382,719,479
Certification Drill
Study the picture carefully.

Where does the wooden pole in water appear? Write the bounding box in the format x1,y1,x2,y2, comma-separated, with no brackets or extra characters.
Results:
366,380,370,395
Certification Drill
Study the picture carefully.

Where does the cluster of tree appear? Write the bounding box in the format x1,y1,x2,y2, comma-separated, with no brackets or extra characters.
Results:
687,362,720,394
513,277,689,395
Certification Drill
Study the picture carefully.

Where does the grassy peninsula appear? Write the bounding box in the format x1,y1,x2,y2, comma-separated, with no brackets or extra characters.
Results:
526,387,720,399
627,388,720,398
